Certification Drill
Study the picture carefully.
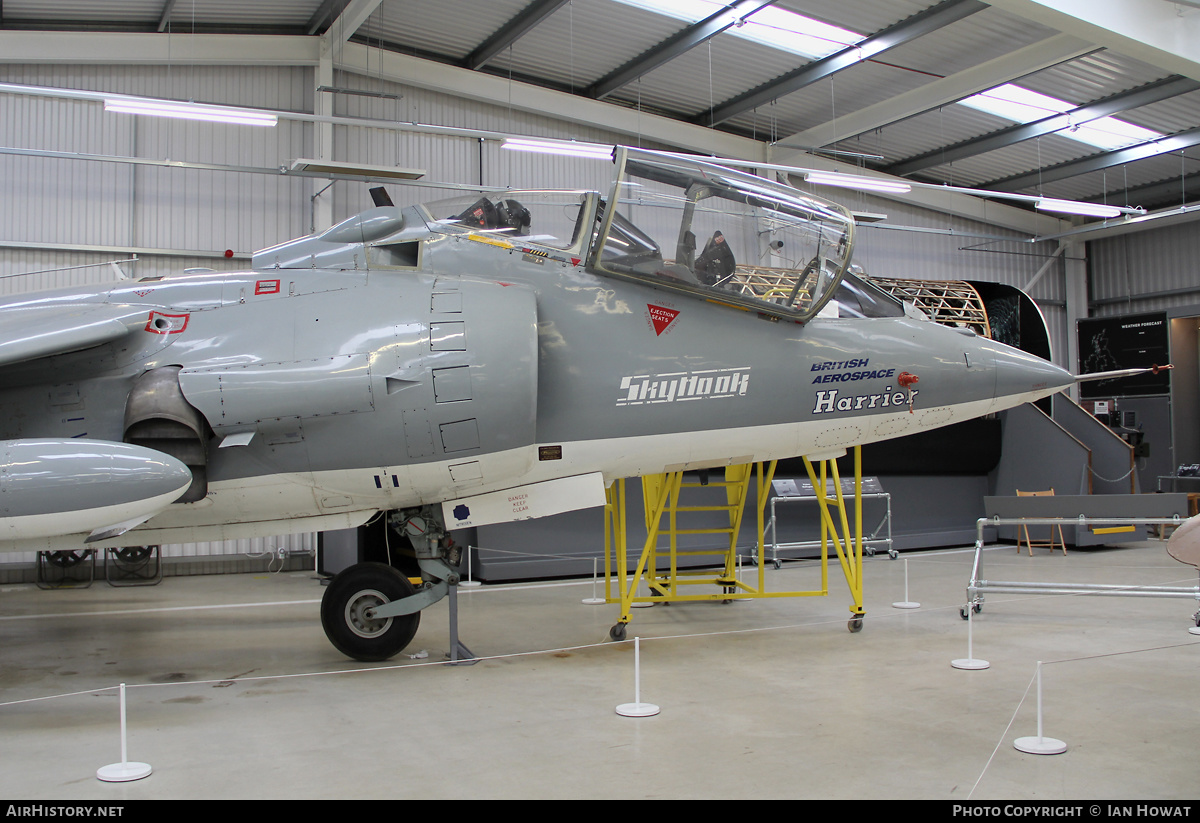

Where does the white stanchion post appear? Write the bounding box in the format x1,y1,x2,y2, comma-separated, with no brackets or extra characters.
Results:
460,545,481,587
952,604,989,670
616,637,660,717
583,557,605,605
96,684,152,782
892,557,919,609
1014,662,1067,754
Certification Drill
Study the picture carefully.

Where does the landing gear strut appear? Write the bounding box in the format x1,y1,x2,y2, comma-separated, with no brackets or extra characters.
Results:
320,507,467,662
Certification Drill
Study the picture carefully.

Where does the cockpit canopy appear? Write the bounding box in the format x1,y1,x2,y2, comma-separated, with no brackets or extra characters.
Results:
416,148,903,323
592,148,861,322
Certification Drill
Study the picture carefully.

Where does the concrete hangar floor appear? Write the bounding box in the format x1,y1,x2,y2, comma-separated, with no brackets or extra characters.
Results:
0,541,1195,800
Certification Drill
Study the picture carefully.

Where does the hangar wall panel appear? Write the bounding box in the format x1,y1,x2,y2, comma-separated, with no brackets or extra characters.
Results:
0,64,311,257
325,68,644,221
0,249,242,295
1087,221,1200,317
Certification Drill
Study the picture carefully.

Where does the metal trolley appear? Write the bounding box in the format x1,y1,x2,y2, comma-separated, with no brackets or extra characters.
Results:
764,476,894,569
962,493,1199,624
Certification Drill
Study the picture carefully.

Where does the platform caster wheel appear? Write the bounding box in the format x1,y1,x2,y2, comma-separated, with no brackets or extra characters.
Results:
609,623,628,642
773,559,781,570
960,603,983,620
113,546,155,564
46,550,91,568
848,616,864,633
321,563,420,662
888,549,899,560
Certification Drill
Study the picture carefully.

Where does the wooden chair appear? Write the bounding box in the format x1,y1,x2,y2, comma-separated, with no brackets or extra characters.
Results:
1016,489,1066,555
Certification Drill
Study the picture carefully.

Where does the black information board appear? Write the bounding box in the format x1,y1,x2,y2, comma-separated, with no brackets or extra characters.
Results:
1077,311,1170,398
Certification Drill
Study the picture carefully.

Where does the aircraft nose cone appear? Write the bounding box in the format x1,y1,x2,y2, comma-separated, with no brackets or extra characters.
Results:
987,341,1074,412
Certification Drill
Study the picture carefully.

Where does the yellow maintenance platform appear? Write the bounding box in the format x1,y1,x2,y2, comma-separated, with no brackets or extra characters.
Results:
603,448,869,640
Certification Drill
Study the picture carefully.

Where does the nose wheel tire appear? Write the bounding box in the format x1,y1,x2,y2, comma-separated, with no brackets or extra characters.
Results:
321,562,421,662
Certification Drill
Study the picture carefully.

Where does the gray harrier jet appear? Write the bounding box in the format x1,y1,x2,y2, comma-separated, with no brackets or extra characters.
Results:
0,147,1074,659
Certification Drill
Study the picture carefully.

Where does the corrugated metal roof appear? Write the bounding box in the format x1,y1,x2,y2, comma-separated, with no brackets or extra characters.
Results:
1020,50,1170,105
2,1,165,23
488,0,690,94
357,0,528,62
878,6,1057,79
0,0,1197,212
1122,88,1200,135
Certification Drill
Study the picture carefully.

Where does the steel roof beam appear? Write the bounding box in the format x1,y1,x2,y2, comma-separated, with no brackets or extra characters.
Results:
306,1,345,36
983,126,1200,191
780,33,1093,150
588,0,777,100
886,74,1200,177
694,0,987,127
156,0,180,33
325,0,384,44
465,0,571,70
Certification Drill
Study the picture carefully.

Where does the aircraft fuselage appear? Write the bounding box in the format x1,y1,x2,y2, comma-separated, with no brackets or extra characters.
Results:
0,224,1069,552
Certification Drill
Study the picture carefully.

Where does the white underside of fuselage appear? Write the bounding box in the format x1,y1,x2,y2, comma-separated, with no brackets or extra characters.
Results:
0,391,1038,554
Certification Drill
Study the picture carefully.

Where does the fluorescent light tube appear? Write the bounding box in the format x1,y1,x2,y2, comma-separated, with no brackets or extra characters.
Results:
104,98,277,127
804,171,911,194
501,138,613,160
1035,198,1122,219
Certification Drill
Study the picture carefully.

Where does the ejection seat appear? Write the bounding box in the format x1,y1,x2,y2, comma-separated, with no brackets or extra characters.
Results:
693,230,736,287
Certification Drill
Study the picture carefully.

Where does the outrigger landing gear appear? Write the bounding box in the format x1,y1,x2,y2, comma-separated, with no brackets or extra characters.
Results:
320,507,475,662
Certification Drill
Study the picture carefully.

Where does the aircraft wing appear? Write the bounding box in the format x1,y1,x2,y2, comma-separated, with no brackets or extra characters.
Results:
0,303,150,367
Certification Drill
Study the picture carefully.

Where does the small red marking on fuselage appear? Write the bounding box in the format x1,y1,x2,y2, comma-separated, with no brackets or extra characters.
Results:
145,311,189,334
647,304,680,336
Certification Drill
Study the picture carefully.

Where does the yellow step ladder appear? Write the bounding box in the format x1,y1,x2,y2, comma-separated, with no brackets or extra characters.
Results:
603,449,867,641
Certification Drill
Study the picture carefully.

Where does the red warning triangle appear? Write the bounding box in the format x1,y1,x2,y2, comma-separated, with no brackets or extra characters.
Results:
647,304,680,336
